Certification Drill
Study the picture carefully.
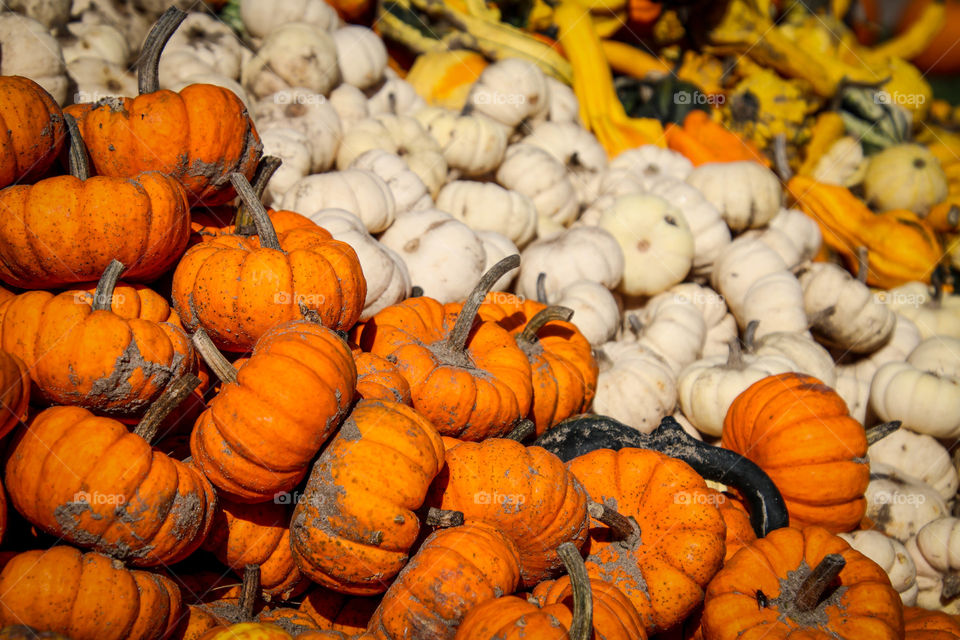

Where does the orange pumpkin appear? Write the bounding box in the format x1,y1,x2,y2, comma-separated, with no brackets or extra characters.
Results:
0,350,28,441
352,351,412,405
69,9,261,206
566,448,727,634
702,526,904,640
298,589,378,636
904,606,960,638
0,546,183,640
173,175,365,352
712,489,757,561
0,76,66,189
722,372,869,532
190,320,356,502
898,0,960,75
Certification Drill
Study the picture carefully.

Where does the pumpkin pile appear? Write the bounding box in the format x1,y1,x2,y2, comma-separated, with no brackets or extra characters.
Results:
0,1,959,639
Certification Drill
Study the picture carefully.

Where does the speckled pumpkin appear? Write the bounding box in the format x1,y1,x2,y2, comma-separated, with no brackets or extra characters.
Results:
0,76,66,189
352,351,412,405
298,589,378,636
0,349,29,441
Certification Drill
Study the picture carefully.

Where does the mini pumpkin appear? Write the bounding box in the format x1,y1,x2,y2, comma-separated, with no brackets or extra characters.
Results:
349,149,433,216
254,88,342,174
839,529,919,606
685,161,782,231
242,23,340,100
864,463,947,542
333,26,387,90
515,226,624,302
0,76,66,190
0,350,29,442
869,426,958,501
353,351,412,405
593,340,678,432
496,143,579,229
466,58,549,130
436,181,537,248
547,280,620,346
904,607,960,639
865,144,948,215
906,517,960,611
416,106,508,176
282,169,396,234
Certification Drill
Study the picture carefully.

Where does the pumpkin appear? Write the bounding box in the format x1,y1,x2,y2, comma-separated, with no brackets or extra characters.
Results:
199,623,295,640
869,427,958,501
239,0,338,39
685,161,781,231
768,207,824,264
722,372,869,532
903,606,960,638
436,181,537,248
367,78,427,117
593,341,677,432
477,231,520,291
282,169,396,234
744,325,838,388
524,121,607,203
333,27,387,90
416,106,508,176
545,77,580,124
621,291,707,375
878,281,960,339
329,84,370,133
407,50,489,111
0,76,66,190
70,8,261,206
0,626,75,640
173,174,366,351
365,522,522,640
864,463,948,542
290,399,447,594
353,352,412,405
298,589,377,635
0,547,183,640
0,261,193,416
664,283,733,357
258,127,312,205
839,529,919,606
906,517,960,611
242,23,340,100
609,145,693,182
253,89,342,174
426,437,589,587
190,319,356,502
702,526,904,640
547,280,620,346
712,489,757,561
516,226,624,301
496,143,579,230
566,448,727,633
350,149,433,216
0,13,67,105
160,12,245,81
865,144,948,215
0,350,29,441
465,58,549,130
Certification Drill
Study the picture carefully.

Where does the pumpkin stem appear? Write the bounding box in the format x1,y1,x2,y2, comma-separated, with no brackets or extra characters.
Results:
806,305,836,329
239,564,261,620
794,554,845,612
137,7,187,95
556,541,593,640
517,306,574,347
423,507,464,528
192,329,238,385
941,573,960,601
234,156,282,236
865,420,900,445
410,286,423,298
91,259,126,312
855,246,869,284
627,314,643,337
230,173,282,251
446,255,521,353
133,373,202,445
504,419,535,442
726,338,744,369
772,134,792,181
63,113,90,181
587,501,640,549
536,272,548,304
298,301,323,325
931,266,945,307
742,319,759,351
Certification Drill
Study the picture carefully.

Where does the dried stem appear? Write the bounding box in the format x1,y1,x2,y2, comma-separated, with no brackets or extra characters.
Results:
230,173,282,250
855,246,869,284
795,554,845,612
133,374,202,444
865,421,900,446
192,329,238,385
234,156,282,235
137,7,187,95
504,419,535,443
587,501,640,549
446,255,520,353
536,272,548,304
91,260,126,312
239,565,261,620
424,507,464,528
517,306,573,346
556,541,592,640
63,113,90,180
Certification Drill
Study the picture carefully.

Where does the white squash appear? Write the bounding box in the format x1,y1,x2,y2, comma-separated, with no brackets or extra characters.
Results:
0,13,67,104
378,209,486,303
67,58,137,103
838,530,918,605
668,283,730,329
812,137,866,187
239,0,339,39
70,0,154,46
671,412,704,441
254,89,342,173
835,372,872,425
621,293,706,375
907,517,960,610
609,145,693,182
548,280,620,346
496,143,579,230
465,58,548,129
281,169,396,233
523,121,607,201
350,149,433,215
909,336,960,377
367,78,427,116
61,22,129,66
878,281,960,339
869,427,958,501
865,463,948,542
256,126,313,205
416,106,507,176
310,209,411,319
799,262,896,354
158,49,218,90
242,24,340,100
333,26,387,90
593,341,677,433
837,312,922,383
163,12,246,80
435,181,537,247
328,83,370,133
515,226,624,301
703,313,739,359
7,0,70,29
545,76,579,124
477,230,520,292
747,328,838,387
677,343,796,437
686,161,782,231
597,193,694,297
740,227,805,272
767,207,822,263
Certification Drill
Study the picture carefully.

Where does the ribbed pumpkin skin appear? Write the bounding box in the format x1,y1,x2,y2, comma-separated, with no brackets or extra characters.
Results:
298,589,378,635
566,448,727,634
903,606,960,638
5,406,217,567
203,498,305,600
702,526,904,640
73,281,174,322
722,372,869,532
453,597,569,640
522,576,647,640
0,546,183,640
0,289,193,416
366,522,523,640
190,321,356,502
70,85,262,206
711,490,757,561
0,173,190,288
427,439,590,587
291,400,445,595
0,350,29,441
198,623,296,640
352,352,412,405
0,76,66,189
172,227,366,352
190,208,317,246
357,297,533,440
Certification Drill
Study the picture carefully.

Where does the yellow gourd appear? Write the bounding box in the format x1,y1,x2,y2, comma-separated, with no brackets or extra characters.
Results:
406,50,489,110
864,144,948,215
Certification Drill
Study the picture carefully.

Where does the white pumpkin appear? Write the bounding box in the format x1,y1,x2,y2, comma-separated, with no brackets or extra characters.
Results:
837,312,922,384
515,226,624,301
61,22,129,66
496,143,579,230
812,137,867,187
799,262,896,354
767,207,822,263
667,283,729,329
281,169,396,233
748,329,838,387
548,280,620,346
476,230,520,292
367,78,427,116
621,293,706,375
7,0,70,29
239,0,339,39
702,313,739,359
835,371,872,425
158,49,218,90
869,427,958,501
333,26,387,90
545,76,579,124
865,463,949,542
910,336,960,378
416,106,507,176
739,227,805,272
163,12,246,80
907,517,960,610
378,209,486,303
465,58,548,130
838,530,918,605
350,149,433,215
523,121,607,201
0,13,67,104
677,343,796,437
67,58,137,103
593,341,677,433
310,208,411,319
597,193,694,297
256,125,313,205
242,24,340,100
609,145,693,182
686,161,782,231
878,281,960,339
671,412,704,441
254,88,343,172
435,181,537,247
328,83,370,133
